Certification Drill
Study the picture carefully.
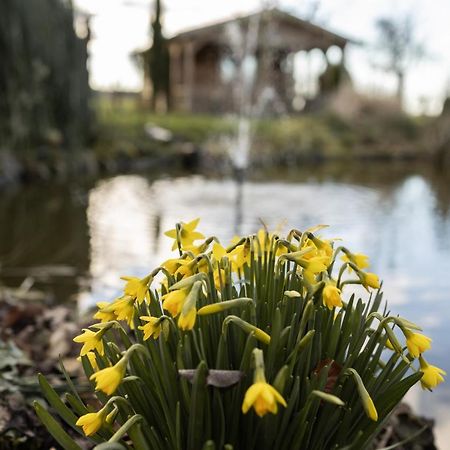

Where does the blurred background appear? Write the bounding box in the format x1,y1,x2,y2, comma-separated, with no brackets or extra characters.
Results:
1,0,450,448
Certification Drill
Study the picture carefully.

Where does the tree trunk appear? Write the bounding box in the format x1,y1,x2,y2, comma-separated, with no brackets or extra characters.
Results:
396,70,405,109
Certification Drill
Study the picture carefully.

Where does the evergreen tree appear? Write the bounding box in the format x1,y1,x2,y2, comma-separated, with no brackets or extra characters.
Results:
149,0,170,111
0,0,90,152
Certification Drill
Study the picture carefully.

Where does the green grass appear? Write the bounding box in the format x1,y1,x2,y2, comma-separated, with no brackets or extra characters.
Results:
93,96,234,159
92,96,425,163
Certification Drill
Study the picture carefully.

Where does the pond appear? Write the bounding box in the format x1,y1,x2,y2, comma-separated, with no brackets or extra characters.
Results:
1,161,449,447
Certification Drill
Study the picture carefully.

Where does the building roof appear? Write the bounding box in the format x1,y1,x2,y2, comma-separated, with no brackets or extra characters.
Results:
168,8,353,52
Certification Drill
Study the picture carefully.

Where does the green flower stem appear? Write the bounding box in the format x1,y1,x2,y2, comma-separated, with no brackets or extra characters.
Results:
103,396,134,416
336,261,354,288
327,245,346,275
252,348,267,383
108,414,149,449
170,273,207,291
225,237,246,254
122,343,149,364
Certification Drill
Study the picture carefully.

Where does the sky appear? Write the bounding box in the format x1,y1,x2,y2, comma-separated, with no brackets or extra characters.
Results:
73,0,450,115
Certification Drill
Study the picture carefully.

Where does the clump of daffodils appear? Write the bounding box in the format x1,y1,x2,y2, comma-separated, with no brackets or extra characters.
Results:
36,220,445,450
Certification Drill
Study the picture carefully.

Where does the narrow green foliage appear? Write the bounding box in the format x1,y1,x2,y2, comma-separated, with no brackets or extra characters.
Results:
34,402,82,450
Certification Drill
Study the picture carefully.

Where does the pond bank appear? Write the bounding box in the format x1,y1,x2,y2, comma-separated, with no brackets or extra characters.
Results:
2,104,450,187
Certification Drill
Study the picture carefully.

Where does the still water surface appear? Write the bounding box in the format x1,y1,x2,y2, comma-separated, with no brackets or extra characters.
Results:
1,163,449,447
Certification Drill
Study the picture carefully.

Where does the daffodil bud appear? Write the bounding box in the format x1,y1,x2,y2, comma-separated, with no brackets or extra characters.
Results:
346,368,378,421
197,298,253,316
178,280,203,330
223,316,271,345
169,273,206,291
311,390,345,406
284,290,301,298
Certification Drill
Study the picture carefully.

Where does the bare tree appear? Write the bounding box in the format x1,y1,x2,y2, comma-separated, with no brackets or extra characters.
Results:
374,15,424,106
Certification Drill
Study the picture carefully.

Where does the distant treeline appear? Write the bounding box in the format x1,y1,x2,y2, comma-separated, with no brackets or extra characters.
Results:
0,0,90,153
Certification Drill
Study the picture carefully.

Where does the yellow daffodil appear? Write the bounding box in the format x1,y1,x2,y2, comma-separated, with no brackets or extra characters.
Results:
90,358,127,395
308,235,333,266
360,272,380,290
109,296,135,327
139,316,162,340
229,241,251,272
161,257,185,275
242,381,287,417
212,242,227,261
162,289,188,317
76,409,107,436
242,348,286,417
342,252,369,270
322,281,343,309
175,260,195,278
77,351,99,371
178,305,197,330
299,256,329,274
404,330,432,358
120,275,150,304
177,281,202,330
93,302,116,322
164,218,205,251
419,356,446,390
73,328,105,356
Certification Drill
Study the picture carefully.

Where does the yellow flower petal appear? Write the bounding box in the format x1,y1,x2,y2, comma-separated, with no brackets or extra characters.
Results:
419,356,446,389
76,412,103,436
242,382,286,417
405,331,432,358
178,305,197,330
322,282,343,310
138,316,162,340
162,289,188,317
90,360,126,395
73,329,104,356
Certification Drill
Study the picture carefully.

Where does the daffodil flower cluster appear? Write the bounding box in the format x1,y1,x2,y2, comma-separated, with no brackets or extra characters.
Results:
36,219,445,450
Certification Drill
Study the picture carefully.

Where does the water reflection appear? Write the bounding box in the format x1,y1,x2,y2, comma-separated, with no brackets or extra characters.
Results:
0,183,89,301
80,175,157,309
